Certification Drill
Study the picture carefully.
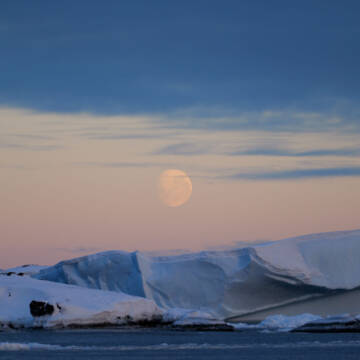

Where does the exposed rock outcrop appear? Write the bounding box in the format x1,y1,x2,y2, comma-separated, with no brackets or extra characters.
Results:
29,301,54,317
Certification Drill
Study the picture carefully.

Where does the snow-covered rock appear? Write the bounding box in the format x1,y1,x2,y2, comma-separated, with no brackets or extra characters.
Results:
0,276,162,328
33,229,360,321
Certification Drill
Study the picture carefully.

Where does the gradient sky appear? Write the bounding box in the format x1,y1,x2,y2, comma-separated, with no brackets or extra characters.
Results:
1,0,360,267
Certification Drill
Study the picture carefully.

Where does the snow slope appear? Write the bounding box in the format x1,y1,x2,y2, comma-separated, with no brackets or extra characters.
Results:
0,276,162,328
34,229,360,321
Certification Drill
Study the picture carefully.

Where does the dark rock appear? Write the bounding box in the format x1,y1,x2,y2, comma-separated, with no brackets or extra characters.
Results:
29,301,54,317
6,272,15,276
17,273,24,276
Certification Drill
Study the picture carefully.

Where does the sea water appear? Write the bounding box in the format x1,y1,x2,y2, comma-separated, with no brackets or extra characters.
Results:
1,329,360,360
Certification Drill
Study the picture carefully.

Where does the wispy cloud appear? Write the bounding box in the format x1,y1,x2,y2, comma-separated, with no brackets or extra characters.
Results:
162,106,360,133
0,143,63,151
229,147,360,157
73,161,172,168
228,167,360,181
154,142,209,156
5,134,56,140
85,133,165,140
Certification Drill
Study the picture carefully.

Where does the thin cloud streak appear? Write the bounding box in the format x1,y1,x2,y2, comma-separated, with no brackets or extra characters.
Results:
156,143,360,158
162,106,360,133
154,142,209,156
73,161,173,168
229,147,360,157
85,134,166,140
229,167,360,181
6,134,57,140
0,143,63,151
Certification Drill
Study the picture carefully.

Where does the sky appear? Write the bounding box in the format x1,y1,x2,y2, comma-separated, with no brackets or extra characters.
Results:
1,0,360,267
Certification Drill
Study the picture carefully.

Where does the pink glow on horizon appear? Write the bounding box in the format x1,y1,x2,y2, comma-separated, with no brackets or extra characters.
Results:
0,107,359,268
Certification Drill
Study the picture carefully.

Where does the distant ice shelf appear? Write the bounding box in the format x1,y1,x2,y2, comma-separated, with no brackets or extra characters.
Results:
31,229,360,321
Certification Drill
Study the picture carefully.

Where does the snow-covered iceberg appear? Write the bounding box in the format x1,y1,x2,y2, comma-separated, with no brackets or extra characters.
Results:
33,229,360,322
0,276,162,328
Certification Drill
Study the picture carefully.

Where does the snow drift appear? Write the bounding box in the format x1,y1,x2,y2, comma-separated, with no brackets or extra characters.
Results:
33,229,360,321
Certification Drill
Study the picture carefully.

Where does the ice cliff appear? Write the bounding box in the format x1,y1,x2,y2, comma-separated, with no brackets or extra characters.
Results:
33,229,360,321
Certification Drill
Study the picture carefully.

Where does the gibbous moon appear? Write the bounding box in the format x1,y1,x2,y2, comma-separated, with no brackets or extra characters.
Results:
158,169,192,207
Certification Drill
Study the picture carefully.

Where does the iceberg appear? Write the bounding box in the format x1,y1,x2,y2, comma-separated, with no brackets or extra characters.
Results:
32,229,360,322
0,275,162,328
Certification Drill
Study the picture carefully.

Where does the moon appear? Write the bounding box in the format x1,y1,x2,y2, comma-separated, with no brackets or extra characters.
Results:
158,169,192,207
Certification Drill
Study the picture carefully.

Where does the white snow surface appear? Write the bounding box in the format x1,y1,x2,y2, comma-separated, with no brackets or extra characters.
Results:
0,276,162,328
33,229,360,319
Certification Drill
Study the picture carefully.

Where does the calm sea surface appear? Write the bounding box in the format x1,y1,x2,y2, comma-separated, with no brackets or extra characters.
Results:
1,328,360,360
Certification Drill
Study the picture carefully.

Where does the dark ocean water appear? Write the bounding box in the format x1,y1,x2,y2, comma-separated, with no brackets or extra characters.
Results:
1,329,360,360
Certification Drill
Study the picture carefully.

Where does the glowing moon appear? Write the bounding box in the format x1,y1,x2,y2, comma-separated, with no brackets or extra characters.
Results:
158,169,192,207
